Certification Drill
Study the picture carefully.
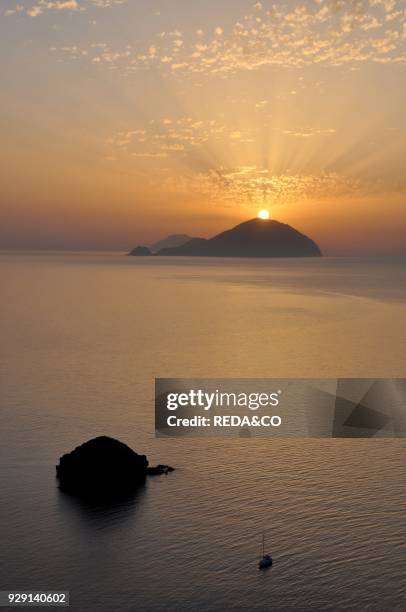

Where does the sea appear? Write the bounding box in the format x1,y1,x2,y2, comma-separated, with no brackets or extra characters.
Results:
1,252,405,611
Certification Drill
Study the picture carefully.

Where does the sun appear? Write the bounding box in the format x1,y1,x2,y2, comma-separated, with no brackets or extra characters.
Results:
257,209,270,220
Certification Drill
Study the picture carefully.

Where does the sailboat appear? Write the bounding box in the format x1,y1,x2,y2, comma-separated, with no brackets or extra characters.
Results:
258,532,273,569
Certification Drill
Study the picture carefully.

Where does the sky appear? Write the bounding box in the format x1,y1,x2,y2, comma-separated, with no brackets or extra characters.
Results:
0,0,405,254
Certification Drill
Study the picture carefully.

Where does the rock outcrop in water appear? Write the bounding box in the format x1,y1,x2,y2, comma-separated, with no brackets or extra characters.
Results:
146,464,175,476
56,436,173,499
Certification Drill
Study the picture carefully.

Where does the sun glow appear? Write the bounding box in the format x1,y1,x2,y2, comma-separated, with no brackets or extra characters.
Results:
257,209,270,220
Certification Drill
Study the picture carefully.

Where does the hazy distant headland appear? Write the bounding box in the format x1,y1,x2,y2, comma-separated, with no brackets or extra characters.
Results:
129,218,322,258
149,234,198,253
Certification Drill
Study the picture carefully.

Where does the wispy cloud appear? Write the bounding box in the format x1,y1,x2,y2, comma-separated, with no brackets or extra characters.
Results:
282,128,337,138
157,167,364,207
105,117,230,156
4,0,126,18
105,116,338,157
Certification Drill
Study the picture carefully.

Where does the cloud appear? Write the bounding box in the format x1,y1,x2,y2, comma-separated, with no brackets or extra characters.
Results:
131,152,168,158
104,113,341,170
27,0,82,17
255,100,269,110
4,4,24,16
158,167,364,206
90,0,127,6
47,0,404,75
5,0,127,18
105,116,231,157
282,128,337,138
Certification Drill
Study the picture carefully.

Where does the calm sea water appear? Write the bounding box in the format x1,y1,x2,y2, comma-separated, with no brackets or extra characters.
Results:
1,253,405,611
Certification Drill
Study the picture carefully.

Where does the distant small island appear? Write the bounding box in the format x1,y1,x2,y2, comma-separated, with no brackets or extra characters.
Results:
129,218,322,258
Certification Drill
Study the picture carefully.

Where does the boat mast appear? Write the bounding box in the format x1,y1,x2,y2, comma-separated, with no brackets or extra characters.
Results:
262,532,265,557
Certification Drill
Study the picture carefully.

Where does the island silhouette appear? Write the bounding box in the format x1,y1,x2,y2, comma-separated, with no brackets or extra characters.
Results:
129,218,322,258
149,233,197,253
56,436,174,500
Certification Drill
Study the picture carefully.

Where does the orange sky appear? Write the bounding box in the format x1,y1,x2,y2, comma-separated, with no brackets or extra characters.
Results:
1,0,405,254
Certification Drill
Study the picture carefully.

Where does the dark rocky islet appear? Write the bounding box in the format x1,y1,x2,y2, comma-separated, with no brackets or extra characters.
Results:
56,436,174,499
